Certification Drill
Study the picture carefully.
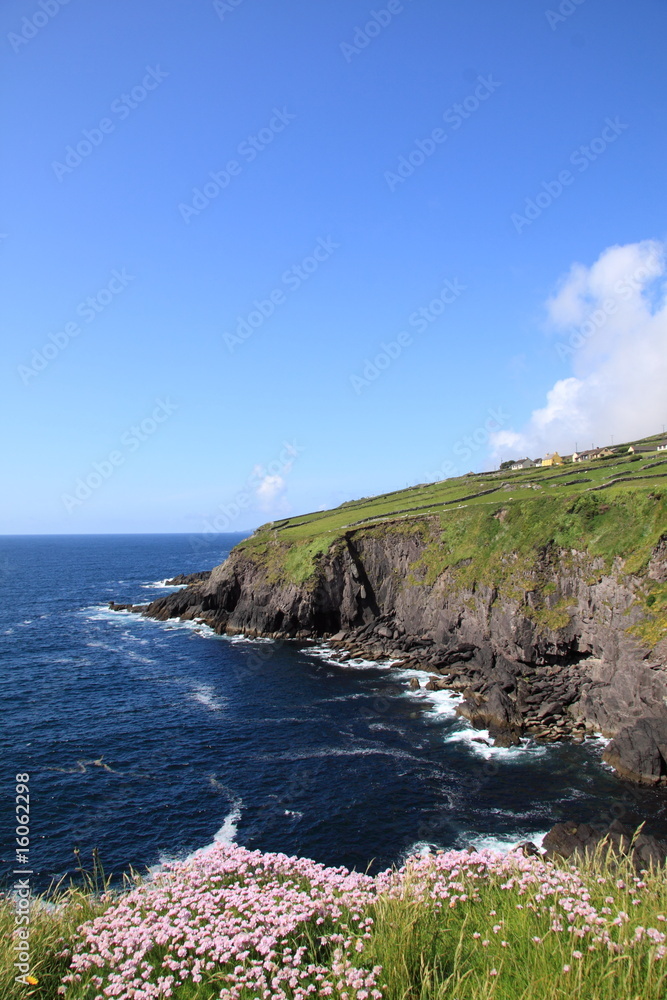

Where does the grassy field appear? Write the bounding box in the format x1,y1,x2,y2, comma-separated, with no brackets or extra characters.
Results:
3,842,667,1000
243,435,667,546
233,437,667,644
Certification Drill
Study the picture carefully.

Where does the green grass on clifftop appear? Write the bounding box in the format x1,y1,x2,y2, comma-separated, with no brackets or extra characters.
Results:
234,449,667,644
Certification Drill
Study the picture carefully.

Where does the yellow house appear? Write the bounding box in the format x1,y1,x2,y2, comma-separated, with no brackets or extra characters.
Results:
541,452,563,467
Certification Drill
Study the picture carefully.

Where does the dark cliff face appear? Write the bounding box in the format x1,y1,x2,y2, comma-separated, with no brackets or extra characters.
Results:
141,527,667,786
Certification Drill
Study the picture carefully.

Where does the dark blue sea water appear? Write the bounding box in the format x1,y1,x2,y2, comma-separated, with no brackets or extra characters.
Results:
2,534,666,891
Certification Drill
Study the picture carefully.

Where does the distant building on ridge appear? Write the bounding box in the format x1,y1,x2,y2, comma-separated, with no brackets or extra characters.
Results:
628,441,667,455
573,447,615,463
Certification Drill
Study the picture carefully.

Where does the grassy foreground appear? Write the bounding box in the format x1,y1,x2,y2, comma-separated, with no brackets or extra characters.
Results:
2,842,666,1000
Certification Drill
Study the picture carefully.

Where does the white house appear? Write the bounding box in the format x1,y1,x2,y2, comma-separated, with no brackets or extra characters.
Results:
510,458,536,471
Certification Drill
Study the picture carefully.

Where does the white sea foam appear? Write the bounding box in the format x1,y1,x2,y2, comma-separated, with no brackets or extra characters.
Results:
346,657,394,669
444,726,551,761
224,633,275,645
308,645,464,719
188,683,226,712
307,644,396,670
584,731,607,752
190,799,243,858
402,827,550,861
249,746,420,763
465,829,550,854
94,604,222,642
84,605,138,623
148,799,243,875
141,579,187,590
404,680,464,718
400,841,436,863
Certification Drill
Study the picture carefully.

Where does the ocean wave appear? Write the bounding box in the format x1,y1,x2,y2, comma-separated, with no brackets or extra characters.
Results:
84,604,225,642
83,605,140,623
188,683,226,713
148,799,243,876
401,827,551,861
190,799,243,857
248,746,421,763
444,726,550,761
140,579,187,590
399,841,436,863
465,829,550,853
224,633,276,645
306,644,397,670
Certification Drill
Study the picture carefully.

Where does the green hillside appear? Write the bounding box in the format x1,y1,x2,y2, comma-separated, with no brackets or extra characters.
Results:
235,435,667,646
246,433,666,544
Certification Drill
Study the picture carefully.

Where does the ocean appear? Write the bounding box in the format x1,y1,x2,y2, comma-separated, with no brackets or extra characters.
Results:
2,533,665,890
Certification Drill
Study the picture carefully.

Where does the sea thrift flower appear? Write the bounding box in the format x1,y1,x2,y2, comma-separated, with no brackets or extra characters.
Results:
59,842,667,998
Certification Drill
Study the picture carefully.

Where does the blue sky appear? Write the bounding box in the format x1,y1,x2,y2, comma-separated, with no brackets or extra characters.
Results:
2,0,666,533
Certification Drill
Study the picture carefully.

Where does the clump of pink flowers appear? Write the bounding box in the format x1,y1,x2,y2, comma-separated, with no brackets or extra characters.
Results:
63,843,382,999
60,842,666,998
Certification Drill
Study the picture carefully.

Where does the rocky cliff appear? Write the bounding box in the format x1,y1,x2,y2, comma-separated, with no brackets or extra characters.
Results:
114,476,667,786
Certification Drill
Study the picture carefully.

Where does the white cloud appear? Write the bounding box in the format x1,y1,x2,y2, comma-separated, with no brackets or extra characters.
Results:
491,239,667,459
252,461,293,513
256,473,285,507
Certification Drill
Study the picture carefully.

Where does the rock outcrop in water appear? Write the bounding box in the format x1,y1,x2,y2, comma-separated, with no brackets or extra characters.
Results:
541,818,667,869
125,513,667,786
